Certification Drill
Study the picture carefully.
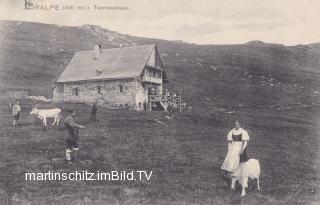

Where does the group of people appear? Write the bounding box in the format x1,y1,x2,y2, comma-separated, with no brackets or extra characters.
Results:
165,103,193,119
67,113,250,168
11,100,99,164
11,101,98,126
11,100,251,168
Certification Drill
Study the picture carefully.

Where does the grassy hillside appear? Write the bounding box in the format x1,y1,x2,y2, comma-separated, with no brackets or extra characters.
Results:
0,20,320,204
1,20,320,111
0,98,319,204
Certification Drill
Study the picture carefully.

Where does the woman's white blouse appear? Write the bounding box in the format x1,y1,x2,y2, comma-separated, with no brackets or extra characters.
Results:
227,128,250,141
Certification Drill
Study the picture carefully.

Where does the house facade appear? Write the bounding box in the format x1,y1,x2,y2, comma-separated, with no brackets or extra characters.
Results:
53,44,168,109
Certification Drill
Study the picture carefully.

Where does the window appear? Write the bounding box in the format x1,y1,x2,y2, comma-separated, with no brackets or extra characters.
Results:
119,85,123,93
73,88,79,96
97,86,102,94
57,84,64,94
148,87,157,95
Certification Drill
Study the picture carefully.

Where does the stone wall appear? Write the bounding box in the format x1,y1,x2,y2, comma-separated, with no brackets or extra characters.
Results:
53,78,145,108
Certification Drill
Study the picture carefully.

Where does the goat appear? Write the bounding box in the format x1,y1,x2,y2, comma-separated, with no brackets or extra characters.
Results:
231,159,261,197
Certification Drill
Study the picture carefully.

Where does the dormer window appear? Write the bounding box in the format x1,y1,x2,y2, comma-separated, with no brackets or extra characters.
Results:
96,69,103,76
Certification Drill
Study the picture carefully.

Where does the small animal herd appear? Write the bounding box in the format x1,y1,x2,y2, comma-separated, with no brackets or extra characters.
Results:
28,106,261,197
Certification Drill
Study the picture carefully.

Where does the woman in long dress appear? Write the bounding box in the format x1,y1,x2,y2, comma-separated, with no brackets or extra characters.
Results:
221,120,250,173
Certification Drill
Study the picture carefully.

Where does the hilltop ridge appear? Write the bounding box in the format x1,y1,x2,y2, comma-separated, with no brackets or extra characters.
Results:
1,20,320,111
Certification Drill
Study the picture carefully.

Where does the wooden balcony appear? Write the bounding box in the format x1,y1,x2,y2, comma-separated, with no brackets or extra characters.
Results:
148,92,181,103
142,75,162,84
149,94,166,102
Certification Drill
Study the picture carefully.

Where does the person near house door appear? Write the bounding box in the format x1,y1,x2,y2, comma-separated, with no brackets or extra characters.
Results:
143,101,147,111
90,103,97,121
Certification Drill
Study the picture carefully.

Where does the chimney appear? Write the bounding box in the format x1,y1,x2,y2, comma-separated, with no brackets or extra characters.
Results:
93,43,102,60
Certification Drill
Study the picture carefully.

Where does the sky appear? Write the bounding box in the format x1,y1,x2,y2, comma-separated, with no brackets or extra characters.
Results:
0,0,320,45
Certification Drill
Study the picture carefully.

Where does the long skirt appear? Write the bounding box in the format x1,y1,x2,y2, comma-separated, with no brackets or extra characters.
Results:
221,142,243,172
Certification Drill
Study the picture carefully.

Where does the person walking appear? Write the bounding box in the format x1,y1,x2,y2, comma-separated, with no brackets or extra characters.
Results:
90,103,97,121
12,100,21,127
221,120,250,174
64,109,85,164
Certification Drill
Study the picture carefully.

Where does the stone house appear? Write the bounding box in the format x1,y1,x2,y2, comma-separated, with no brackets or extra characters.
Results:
53,44,168,109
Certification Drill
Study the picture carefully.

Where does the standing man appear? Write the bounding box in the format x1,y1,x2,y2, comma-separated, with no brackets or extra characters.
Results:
143,101,147,111
12,100,21,127
90,102,97,121
64,109,85,164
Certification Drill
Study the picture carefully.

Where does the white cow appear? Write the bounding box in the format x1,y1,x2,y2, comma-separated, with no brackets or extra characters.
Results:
30,107,61,126
231,159,261,197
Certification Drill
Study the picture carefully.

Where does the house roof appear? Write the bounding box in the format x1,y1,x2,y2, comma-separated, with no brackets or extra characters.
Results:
56,44,165,83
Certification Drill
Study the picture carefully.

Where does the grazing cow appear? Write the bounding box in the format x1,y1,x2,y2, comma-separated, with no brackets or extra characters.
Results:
231,159,261,197
30,107,61,126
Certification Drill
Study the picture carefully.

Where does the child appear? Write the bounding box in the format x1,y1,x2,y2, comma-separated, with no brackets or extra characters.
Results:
12,100,21,127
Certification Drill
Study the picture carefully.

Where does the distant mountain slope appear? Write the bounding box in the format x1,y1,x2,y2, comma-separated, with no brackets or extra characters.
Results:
0,20,320,110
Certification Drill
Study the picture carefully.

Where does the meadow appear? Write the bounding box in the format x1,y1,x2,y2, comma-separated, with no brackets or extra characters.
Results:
1,20,320,204
0,98,319,205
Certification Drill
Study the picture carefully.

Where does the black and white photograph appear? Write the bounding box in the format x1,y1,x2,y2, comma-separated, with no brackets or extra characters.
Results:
0,0,320,204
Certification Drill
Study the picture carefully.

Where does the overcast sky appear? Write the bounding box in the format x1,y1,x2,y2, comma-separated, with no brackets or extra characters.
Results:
0,0,320,45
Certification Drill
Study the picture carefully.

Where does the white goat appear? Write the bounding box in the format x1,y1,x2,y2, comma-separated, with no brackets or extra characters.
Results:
231,159,261,197
30,107,61,126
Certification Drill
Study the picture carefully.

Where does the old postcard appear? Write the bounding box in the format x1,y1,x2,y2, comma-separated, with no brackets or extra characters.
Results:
0,0,319,204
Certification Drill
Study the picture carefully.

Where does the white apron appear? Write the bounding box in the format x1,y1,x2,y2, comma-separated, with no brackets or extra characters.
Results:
221,141,242,172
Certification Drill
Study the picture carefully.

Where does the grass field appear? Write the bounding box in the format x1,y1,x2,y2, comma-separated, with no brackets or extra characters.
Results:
1,20,320,205
0,98,319,205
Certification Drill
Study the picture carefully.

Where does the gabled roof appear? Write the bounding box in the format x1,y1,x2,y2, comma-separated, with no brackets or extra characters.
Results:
56,44,166,83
